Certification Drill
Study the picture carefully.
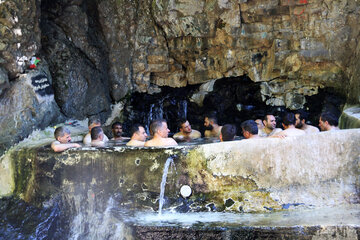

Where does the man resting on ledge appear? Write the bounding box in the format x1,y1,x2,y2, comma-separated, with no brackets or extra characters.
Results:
51,126,81,152
126,124,148,147
144,119,178,147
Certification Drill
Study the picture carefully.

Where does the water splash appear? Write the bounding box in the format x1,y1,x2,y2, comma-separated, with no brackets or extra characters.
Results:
68,196,130,240
158,156,175,215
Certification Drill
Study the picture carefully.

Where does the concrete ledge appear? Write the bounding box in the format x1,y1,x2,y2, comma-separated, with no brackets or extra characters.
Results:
340,105,360,129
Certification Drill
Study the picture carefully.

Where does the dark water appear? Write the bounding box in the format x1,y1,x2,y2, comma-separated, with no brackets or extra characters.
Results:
0,196,68,240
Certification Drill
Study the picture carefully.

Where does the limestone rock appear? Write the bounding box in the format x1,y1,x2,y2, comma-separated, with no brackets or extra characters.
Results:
41,1,111,119
0,66,64,154
0,0,41,78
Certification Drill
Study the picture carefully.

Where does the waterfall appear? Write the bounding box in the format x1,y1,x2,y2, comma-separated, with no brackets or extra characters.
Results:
158,156,176,215
68,195,130,240
180,100,188,120
145,100,164,134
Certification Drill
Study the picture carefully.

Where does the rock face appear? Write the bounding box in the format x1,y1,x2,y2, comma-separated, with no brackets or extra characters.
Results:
0,0,359,150
40,0,112,119
0,64,64,154
0,1,41,79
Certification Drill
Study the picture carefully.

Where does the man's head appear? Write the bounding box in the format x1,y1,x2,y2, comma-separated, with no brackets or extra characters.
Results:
150,119,169,138
204,115,218,131
54,127,71,143
111,122,123,138
91,126,104,141
262,114,276,130
319,112,338,131
241,120,258,139
130,124,148,141
220,124,236,141
88,118,101,131
178,119,192,134
295,110,309,128
282,112,296,128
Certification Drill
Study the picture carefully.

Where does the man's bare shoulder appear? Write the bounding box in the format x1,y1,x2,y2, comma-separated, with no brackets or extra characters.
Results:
173,132,184,139
277,128,305,137
165,137,178,146
51,140,61,147
127,140,145,147
190,130,201,138
304,125,320,134
144,138,177,147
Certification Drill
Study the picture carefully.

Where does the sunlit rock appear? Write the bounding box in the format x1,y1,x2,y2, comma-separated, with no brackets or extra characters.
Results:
0,65,64,155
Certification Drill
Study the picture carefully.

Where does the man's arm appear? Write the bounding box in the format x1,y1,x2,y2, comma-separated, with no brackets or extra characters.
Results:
51,141,81,152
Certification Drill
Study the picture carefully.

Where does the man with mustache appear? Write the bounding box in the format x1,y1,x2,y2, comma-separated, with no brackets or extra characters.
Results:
51,126,81,152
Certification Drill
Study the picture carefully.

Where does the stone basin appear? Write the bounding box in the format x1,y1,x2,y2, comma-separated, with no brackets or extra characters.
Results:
0,129,359,239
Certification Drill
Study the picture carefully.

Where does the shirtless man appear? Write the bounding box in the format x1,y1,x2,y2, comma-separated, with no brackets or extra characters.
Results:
318,112,340,131
90,126,106,147
173,119,201,141
83,118,109,144
258,114,282,137
204,115,222,138
126,124,148,147
241,120,260,139
111,122,129,141
295,110,319,134
220,124,236,141
144,119,178,147
276,112,305,137
51,126,81,152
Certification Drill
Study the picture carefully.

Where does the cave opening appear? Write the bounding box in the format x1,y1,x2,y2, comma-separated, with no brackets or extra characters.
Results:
122,75,346,137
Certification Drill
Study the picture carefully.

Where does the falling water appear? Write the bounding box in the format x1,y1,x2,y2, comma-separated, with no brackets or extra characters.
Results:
68,196,130,240
145,101,164,134
158,156,175,215
179,100,188,120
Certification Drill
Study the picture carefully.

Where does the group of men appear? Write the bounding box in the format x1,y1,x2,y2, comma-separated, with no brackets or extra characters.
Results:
51,111,340,152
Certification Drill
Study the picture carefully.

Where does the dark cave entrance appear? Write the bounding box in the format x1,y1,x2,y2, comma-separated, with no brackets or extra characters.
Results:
121,76,346,137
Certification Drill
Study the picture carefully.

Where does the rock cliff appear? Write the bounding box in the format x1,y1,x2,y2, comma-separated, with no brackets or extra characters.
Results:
0,0,359,151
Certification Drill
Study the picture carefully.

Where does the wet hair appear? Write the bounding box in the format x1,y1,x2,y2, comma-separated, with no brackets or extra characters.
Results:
54,126,70,140
320,112,338,126
88,118,101,127
112,121,122,129
282,112,295,126
263,114,274,122
221,124,236,141
150,119,166,135
91,126,103,140
177,119,188,129
295,109,309,122
241,120,258,135
130,124,143,136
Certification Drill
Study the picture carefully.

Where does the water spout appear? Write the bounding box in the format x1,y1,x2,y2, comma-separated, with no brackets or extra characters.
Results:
158,156,175,215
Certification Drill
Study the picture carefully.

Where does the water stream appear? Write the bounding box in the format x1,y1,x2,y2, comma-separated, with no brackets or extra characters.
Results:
158,156,175,215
